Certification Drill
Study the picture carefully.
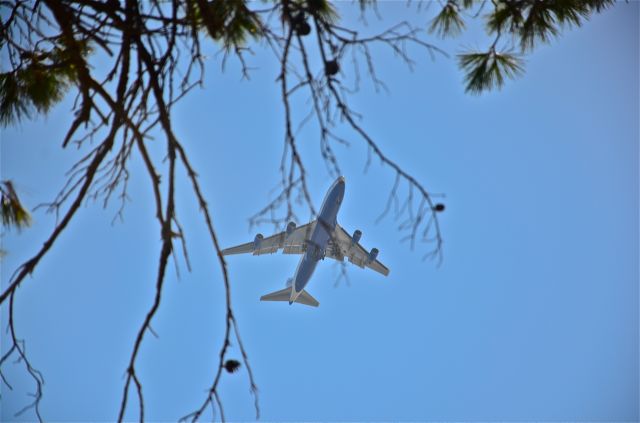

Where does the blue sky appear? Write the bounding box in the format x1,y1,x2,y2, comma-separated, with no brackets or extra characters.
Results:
1,2,638,421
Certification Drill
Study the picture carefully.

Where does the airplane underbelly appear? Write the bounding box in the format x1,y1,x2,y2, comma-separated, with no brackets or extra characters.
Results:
311,217,334,246
294,253,318,292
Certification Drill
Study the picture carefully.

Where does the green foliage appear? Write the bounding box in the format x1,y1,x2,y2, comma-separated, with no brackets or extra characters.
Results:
452,0,615,93
0,0,618,126
515,0,615,51
0,181,31,230
458,49,525,94
518,1,561,51
0,41,88,126
429,1,466,38
193,0,262,49
280,0,339,34
486,0,616,40
486,2,525,35
306,0,339,23
0,67,68,126
0,72,28,125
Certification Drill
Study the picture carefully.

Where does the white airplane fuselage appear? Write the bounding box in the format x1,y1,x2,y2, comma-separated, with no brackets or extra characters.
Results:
288,176,345,304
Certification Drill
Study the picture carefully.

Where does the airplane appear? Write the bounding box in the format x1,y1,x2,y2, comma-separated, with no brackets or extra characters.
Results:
221,176,389,307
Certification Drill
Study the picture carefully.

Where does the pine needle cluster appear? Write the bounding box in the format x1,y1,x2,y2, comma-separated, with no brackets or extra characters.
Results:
429,0,615,93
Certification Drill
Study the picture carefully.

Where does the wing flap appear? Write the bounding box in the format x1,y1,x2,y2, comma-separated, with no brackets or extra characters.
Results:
348,254,366,268
327,224,390,276
222,221,315,256
254,244,280,255
282,245,305,254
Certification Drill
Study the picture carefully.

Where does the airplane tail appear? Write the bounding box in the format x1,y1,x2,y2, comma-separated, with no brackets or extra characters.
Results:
260,287,319,307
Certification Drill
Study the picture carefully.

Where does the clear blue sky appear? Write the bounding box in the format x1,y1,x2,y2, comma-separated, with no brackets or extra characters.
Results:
1,3,638,421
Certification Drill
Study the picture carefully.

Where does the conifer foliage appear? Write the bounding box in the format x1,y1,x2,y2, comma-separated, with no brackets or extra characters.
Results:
0,1,616,421
428,0,615,93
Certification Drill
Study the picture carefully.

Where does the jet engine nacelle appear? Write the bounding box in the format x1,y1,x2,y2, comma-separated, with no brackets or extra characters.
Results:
253,233,264,251
367,248,379,263
352,229,362,244
286,221,297,236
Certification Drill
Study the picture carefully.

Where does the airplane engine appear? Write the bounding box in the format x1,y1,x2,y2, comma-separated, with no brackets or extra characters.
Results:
253,233,264,251
367,248,379,263
286,221,297,236
285,278,293,287
352,229,362,244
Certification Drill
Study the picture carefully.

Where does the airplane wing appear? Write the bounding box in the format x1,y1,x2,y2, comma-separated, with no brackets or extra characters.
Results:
326,224,390,276
222,221,315,256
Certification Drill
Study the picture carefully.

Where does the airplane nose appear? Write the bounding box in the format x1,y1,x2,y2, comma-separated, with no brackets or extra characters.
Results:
338,176,345,183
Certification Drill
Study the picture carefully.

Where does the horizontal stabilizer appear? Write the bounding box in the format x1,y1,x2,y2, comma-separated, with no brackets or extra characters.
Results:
259,287,319,307
260,287,291,302
296,289,319,307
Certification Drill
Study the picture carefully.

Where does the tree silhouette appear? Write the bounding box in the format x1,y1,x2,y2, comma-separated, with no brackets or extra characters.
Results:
0,1,615,421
